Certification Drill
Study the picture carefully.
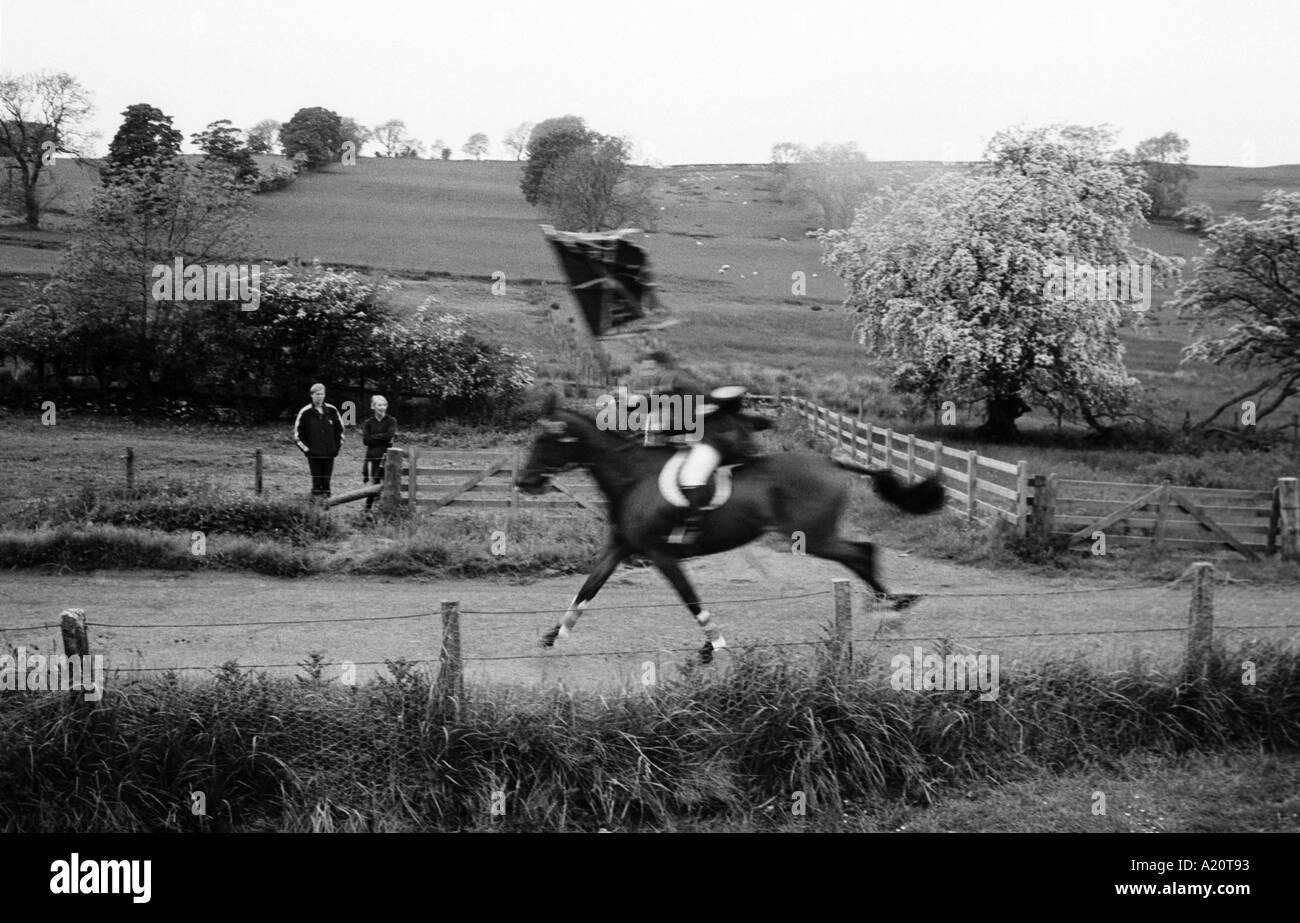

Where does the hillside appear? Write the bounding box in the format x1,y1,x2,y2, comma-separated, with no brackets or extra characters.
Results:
6,158,1300,306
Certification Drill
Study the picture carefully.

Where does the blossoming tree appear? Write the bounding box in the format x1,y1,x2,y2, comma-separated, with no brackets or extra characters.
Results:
819,125,1175,439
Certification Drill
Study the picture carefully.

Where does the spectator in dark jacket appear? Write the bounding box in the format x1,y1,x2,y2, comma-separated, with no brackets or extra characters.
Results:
294,383,345,499
361,395,397,511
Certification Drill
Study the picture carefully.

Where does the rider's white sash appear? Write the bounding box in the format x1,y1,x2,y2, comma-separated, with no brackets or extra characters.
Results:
658,451,733,510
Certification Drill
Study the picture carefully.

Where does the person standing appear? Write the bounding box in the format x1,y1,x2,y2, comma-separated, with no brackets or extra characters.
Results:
360,395,397,512
294,383,344,500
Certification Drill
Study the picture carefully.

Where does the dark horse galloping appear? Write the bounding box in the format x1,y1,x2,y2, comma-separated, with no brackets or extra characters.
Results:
515,395,945,663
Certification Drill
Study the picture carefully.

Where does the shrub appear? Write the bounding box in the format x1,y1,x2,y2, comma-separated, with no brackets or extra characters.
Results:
1,641,1296,831
11,484,337,543
256,161,298,193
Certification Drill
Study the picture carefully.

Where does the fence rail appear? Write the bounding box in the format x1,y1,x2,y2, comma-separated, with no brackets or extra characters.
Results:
380,448,605,517
783,394,1300,560
787,396,1031,534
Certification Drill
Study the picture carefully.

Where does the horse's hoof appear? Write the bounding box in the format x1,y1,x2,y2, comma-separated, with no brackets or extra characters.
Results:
699,641,714,665
889,593,920,611
542,627,560,647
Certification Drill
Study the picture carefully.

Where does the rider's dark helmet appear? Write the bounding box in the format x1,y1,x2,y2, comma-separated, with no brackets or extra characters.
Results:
708,385,746,415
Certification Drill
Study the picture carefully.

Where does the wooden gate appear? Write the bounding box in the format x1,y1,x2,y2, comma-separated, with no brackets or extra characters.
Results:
387,448,606,517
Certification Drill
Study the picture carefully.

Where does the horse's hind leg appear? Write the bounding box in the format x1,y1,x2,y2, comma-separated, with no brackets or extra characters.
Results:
646,550,725,664
807,537,919,611
542,543,627,647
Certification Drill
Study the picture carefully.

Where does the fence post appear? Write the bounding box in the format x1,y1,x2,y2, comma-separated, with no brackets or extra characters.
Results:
379,448,405,514
854,409,864,461
831,579,852,669
408,446,419,515
966,450,978,523
510,449,520,516
884,429,893,474
1030,474,1057,542
1153,479,1172,549
60,608,89,658
1185,562,1215,681
934,440,944,485
124,447,135,489
436,600,465,712
906,434,915,484
1278,477,1300,562
254,449,264,495
1014,461,1029,537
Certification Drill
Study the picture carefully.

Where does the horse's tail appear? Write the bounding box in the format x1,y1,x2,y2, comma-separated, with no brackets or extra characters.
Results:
830,451,946,515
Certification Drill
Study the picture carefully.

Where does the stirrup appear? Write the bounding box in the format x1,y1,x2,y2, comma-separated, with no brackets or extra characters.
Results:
667,514,702,545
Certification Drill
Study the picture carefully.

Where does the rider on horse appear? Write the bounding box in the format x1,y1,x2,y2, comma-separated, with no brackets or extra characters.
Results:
632,350,770,543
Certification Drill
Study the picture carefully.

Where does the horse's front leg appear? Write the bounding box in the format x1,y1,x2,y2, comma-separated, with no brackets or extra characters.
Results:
542,542,627,647
646,549,725,665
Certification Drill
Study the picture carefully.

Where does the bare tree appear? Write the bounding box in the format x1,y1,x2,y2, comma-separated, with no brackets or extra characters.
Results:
0,71,95,228
504,121,534,160
373,119,408,157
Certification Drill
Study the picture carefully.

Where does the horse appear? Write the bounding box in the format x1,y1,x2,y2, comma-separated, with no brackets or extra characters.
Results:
514,394,945,663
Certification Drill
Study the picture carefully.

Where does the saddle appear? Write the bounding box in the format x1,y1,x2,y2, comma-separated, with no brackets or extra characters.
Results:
658,450,736,511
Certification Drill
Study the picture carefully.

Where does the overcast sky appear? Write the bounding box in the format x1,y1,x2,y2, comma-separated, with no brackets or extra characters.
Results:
3,0,1297,166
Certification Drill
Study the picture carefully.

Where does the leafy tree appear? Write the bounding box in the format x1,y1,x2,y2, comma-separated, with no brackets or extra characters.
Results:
1133,131,1194,219
440,146,451,161
1175,202,1214,233
503,121,534,160
246,119,280,154
0,157,255,395
0,71,95,228
540,135,656,231
192,119,258,185
819,124,1175,439
462,132,489,160
770,141,807,166
778,141,873,230
521,116,595,205
340,116,370,157
279,107,343,170
1169,191,1300,432
104,103,182,183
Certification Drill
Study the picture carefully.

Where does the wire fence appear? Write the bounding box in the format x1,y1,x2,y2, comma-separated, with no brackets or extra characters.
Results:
4,568,1297,679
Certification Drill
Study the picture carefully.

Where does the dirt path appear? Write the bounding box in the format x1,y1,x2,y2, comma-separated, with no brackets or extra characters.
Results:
3,544,1296,691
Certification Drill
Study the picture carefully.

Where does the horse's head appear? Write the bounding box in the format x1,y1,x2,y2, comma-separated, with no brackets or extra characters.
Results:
515,393,587,494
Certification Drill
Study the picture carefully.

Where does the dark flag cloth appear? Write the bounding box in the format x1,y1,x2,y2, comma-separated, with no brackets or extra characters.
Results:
541,225,677,339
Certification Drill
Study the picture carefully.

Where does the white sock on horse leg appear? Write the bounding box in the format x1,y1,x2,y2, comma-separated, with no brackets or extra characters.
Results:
558,597,587,638
695,610,724,647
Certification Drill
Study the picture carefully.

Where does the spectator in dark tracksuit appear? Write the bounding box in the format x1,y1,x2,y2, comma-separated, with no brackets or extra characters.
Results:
294,383,344,499
361,395,397,511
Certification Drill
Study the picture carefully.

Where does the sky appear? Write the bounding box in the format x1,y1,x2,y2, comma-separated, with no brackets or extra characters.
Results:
2,0,1297,166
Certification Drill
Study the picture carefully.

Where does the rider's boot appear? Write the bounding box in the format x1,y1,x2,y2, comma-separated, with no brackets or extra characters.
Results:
669,485,709,544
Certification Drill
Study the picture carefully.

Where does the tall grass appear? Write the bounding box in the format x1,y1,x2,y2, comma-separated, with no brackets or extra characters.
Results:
2,641,1295,832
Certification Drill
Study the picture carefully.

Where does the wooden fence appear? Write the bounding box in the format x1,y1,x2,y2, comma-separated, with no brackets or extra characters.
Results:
1033,476,1298,561
381,448,606,518
786,397,1032,535
784,396,1300,561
